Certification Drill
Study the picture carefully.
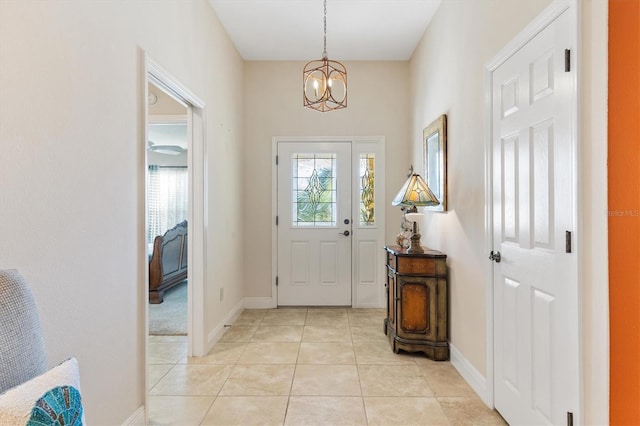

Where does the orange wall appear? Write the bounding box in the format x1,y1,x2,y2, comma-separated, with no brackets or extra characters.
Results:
609,0,640,424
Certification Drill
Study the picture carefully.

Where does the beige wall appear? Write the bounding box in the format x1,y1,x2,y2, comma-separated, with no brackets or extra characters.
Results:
243,61,411,300
409,0,609,423
0,0,244,424
409,0,554,378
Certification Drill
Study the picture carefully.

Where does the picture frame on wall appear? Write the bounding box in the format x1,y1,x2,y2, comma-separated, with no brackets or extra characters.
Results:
423,114,447,212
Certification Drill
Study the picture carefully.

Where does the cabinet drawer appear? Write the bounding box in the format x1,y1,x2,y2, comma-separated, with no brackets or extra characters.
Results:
397,257,437,275
387,252,397,270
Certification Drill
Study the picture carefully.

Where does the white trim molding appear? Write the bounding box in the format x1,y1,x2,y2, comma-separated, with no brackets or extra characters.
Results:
144,55,208,358
244,297,275,309
205,298,245,353
449,343,489,406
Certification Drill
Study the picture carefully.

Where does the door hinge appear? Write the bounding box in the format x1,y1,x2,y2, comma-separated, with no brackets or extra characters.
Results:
275,155,279,165
565,49,571,72
567,412,574,426
276,215,279,226
565,231,572,253
275,276,279,286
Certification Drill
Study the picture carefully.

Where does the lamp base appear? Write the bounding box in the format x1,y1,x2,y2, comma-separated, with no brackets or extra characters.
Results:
407,233,424,254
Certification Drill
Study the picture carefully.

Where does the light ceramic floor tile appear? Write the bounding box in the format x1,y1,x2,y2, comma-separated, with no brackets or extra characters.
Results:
181,342,247,365
302,325,352,342
420,363,476,397
297,342,356,364
285,396,367,426
233,309,267,326
148,342,188,364
201,396,288,425
350,324,389,343
146,308,497,425
219,325,258,343
347,308,385,325
438,396,508,425
305,308,349,326
219,364,295,396
358,365,434,397
252,325,304,342
148,364,173,391
149,364,233,396
364,396,450,425
262,309,308,325
147,395,214,426
237,342,300,364
291,364,361,396
353,341,418,365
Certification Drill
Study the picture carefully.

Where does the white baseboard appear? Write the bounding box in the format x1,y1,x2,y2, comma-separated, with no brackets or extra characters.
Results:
122,406,145,425
449,342,492,408
244,297,275,309
205,299,245,353
352,302,385,308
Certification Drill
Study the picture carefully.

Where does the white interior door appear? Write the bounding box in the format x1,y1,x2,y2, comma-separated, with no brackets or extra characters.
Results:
277,142,352,306
491,9,579,425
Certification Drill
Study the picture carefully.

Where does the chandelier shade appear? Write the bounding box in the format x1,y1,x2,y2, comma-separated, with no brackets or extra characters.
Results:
303,58,347,112
303,0,347,112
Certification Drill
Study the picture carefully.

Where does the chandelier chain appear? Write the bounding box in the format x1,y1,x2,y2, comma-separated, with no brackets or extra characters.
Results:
322,0,327,59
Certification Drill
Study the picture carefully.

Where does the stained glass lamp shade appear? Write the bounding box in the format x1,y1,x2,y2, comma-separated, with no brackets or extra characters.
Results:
392,173,439,208
392,173,439,253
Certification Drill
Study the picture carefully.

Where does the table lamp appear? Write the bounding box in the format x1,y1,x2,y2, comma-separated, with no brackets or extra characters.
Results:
392,172,440,253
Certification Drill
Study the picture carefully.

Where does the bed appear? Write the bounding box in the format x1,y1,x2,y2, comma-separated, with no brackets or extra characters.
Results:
148,220,188,304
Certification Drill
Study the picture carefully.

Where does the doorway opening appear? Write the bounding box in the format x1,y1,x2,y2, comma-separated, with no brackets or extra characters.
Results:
143,57,208,415
147,83,189,336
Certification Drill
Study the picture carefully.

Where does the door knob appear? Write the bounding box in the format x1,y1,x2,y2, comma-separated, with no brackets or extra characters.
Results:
339,230,350,236
489,251,501,263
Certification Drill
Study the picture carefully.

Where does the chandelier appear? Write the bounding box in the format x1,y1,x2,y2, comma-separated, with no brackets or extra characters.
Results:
303,0,347,112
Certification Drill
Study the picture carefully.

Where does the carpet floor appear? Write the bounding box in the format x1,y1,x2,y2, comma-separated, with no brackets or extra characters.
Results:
148,280,187,335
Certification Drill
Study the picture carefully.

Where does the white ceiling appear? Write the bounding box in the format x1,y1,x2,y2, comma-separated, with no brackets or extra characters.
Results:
208,0,442,61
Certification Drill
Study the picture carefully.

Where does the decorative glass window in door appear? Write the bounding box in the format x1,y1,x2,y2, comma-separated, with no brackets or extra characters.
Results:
359,154,375,225
292,153,337,227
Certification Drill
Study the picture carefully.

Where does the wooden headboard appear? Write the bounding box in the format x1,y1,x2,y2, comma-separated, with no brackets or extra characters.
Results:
148,220,187,303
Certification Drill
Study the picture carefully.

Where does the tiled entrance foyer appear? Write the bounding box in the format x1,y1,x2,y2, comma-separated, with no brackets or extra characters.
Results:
148,308,506,425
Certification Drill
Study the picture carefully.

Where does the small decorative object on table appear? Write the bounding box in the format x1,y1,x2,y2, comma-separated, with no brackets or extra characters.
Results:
395,209,412,249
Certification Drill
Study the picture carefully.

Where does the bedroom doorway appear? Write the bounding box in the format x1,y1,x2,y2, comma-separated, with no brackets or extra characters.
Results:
144,56,207,369
147,88,189,336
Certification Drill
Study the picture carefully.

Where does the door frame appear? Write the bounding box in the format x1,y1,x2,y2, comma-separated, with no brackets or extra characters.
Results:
271,136,386,308
483,0,582,418
142,54,208,359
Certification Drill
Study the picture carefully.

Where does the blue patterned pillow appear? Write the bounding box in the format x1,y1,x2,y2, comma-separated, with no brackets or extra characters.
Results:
27,386,83,426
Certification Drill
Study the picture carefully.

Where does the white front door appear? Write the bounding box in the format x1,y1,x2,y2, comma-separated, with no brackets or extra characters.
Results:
277,142,352,306
491,8,579,425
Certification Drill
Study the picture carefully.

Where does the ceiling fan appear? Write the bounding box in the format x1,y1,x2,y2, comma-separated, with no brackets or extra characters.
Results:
147,140,185,155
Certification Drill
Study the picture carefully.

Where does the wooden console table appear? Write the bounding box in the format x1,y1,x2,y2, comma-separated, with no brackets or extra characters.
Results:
384,245,449,360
